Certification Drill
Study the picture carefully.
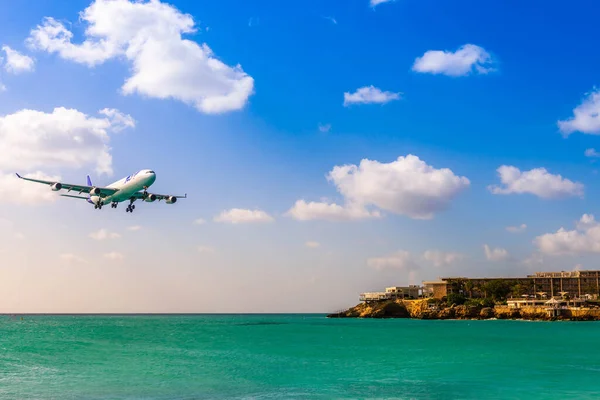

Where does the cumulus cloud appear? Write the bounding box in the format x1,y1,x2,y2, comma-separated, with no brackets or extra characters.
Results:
506,223,527,233
127,225,142,231
343,85,401,106
193,218,206,225
488,165,584,199
534,214,600,255
214,208,274,224
104,251,124,261
370,0,394,7
484,244,510,261
0,107,135,177
422,250,464,267
286,200,380,221
197,245,215,253
412,44,495,77
318,123,331,133
89,229,121,240
585,148,600,158
26,0,254,114
288,155,470,221
305,241,320,248
522,252,544,266
60,253,87,264
367,250,419,271
558,89,600,136
2,46,35,74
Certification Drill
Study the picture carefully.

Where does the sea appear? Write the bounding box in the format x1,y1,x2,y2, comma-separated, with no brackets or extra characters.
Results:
0,314,598,399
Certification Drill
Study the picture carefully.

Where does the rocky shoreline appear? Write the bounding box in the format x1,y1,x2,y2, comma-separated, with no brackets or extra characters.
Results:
327,299,600,321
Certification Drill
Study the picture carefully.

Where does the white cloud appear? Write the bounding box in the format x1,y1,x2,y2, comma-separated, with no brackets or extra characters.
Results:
127,225,142,231
412,44,494,77
522,252,544,266
104,251,124,261
367,250,419,271
343,85,401,106
506,223,527,233
322,16,337,25
558,89,600,136
214,208,274,224
484,244,510,261
0,59,5,92
488,165,584,199
286,200,380,221
89,229,121,240
318,123,331,133
2,46,35,74
193,218,206,225
288,155,470,221
197,245,215,253
370,0,394,7
0,171,61,204
60,253,87,264
585,148,600,158
305,241,320,248
0,107,135,176
422,250,464,267
26,0,254,114
534,214,600,255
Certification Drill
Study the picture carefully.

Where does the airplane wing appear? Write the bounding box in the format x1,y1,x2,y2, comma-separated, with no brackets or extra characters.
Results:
60,194,90,200
15,173,119,197
131,191,187,202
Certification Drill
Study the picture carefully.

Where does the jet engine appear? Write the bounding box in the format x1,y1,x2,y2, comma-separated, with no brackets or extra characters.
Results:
90,187,101,195
144,193,157,202
165,196,177,204
51,183,62,191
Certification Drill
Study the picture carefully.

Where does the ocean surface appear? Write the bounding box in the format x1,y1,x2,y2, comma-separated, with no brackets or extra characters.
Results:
0,314,599,399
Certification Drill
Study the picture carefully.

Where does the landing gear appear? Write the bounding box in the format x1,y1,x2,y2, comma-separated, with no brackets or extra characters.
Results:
94,200,104,210
126,198,136,213
111,202,118,209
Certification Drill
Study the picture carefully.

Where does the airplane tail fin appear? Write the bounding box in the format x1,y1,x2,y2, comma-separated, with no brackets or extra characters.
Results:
86,175,93,203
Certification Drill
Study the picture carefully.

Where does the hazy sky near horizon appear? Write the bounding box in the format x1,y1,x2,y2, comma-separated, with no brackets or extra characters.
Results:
1,0,600,313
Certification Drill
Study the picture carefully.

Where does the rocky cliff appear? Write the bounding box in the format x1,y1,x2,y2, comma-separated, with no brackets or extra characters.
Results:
327,299,600,321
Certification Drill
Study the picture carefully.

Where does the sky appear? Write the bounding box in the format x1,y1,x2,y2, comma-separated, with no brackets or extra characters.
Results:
1,0,600,313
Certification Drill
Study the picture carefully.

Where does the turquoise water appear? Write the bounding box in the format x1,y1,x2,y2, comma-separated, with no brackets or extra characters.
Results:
0,315,599,399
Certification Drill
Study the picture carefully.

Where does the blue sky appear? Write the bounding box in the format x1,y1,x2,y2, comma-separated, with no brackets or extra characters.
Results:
1,0,600,313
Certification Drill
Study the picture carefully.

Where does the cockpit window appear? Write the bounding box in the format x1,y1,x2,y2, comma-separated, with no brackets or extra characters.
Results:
147,170,155,174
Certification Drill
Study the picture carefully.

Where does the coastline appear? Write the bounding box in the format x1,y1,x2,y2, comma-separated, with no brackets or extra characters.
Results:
327,299,600,321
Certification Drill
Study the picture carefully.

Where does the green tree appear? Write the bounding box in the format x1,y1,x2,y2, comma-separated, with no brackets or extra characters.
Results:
484,280,512,301
447,293,466,305
464,280,474,298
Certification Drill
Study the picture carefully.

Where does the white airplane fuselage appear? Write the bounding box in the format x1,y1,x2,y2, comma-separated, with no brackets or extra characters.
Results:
88,169,156,205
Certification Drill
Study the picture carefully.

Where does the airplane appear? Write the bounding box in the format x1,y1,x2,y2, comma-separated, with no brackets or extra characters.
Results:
15,169,186,213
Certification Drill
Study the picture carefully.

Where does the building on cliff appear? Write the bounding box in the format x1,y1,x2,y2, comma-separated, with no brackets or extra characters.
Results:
422,270,600,300
359,285,421,302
